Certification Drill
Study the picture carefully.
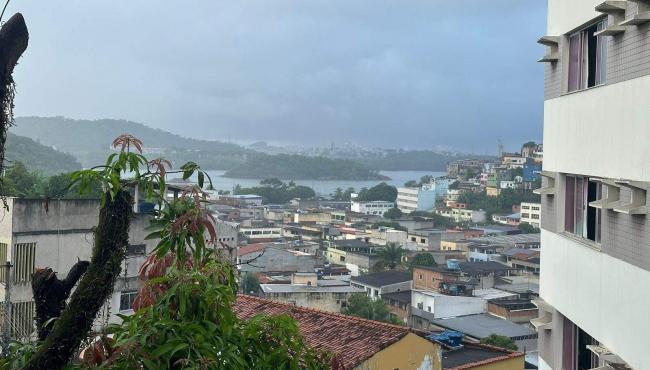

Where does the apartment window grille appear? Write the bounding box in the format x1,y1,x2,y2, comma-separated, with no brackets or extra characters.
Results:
14,242,36,283
0,243,7,283
119,290,138,311
564,176,602,243
568,19,607,92
126,244,146,256
10,301,35,340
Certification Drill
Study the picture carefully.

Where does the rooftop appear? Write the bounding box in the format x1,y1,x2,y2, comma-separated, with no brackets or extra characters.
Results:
432,313,537,340
260,284,364,294
234,295,414,368
416,261,513,276
350,271,412,287
381,290,412,304
469,233,540,246
472,288,518,301
442,342,523,369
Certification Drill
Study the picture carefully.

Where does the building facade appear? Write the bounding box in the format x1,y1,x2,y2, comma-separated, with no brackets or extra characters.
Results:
536,1,650,368
350,200,394,216
396,179,448,214
0,198,157,339
520,202,541,228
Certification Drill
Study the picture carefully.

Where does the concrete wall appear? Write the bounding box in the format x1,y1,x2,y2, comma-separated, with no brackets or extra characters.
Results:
412,291,486,320
358,333,440,370
262,291,352,313
540,230,650,369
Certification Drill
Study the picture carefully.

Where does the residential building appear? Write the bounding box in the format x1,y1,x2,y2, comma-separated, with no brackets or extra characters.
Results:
219,194,263,206
411,290,487,324
520,202,541,228
491,213,521,226
323,239,382,275
396,179,448,214
435,208,486,223
259,272,363,312
350,271,412,300
501,153,527,169
413,261,513,293
447,159,485,180
430,313,538,365
237,243,316,273
0,198,158,339
407,228,464,251
437,340,525,370
350,200,394,216
536,1,650,368
234,295,441,370
368,227,407,246
382,290,412,325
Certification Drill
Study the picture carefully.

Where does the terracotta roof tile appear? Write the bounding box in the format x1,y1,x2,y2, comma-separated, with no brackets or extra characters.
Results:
237,242,271,256
234,295,409,369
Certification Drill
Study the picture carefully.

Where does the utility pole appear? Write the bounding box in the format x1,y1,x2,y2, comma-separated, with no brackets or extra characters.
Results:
2,260,12,354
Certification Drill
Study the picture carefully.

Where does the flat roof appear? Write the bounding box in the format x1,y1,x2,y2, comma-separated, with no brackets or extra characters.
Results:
442,344,521,368
351,271,412,287
469,233,540,246
260,284,364,294
472,288,518,301
381,290,412,304
432,313,537,339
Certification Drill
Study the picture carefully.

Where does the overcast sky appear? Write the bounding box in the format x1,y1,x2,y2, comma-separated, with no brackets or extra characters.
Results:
10,1,546,153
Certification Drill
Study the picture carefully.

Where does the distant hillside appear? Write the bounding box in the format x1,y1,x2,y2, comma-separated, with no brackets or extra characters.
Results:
224,154,389,180
5,132,81,175
345,150,494,172
13,116,251,169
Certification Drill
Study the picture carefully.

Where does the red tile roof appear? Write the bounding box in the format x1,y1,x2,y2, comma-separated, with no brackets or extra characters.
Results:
237,242,271,256
234,295,411,369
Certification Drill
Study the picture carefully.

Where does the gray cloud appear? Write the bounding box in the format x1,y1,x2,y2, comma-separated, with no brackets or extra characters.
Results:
11,0,546,152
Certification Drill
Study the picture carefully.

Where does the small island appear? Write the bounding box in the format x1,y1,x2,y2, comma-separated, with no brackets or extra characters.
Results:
223,154,390,180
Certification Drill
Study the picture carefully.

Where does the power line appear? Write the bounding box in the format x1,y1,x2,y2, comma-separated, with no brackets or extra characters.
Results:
0,0,11,24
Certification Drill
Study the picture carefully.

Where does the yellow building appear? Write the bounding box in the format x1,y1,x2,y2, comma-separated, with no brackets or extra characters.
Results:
235,295,441,370
440,239,471,252
486,187,501,197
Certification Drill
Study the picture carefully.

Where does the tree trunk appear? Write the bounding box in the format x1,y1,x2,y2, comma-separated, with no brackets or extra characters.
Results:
31,260,90,341
24,190,133,370
0,13,29,175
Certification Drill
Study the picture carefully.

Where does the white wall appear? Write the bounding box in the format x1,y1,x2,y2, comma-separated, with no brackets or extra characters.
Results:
544,74,650,182
540,230,650,369
547,0,600,35
412,291,486,319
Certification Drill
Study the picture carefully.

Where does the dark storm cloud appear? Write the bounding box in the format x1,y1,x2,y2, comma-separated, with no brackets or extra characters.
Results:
11,0,546,152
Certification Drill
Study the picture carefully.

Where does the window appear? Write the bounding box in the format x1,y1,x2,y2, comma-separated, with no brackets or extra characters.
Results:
562,319,600,370
126,244,146,256
10,300,35,339
0,243,7,283
565,176,602,243
568,19,607,92
120,290,138,311
420,238,426,244
14,243,36,283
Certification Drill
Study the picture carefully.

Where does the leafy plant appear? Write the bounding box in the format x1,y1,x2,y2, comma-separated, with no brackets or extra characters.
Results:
343,294,402,326
480,334,518,351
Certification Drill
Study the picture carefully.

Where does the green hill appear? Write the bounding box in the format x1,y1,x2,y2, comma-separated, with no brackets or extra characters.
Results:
5,132,81,175
12,116,251,169
224,154,389,180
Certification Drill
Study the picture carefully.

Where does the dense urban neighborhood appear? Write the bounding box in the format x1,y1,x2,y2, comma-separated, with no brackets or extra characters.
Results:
0,0,647,369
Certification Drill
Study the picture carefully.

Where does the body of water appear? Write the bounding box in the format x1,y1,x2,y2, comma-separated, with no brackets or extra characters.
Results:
204,170,446,197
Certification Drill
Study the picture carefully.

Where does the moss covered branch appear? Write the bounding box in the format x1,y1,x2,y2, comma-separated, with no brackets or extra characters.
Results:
24,190,133,370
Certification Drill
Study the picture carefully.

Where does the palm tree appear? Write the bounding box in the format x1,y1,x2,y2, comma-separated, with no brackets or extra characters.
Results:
374,243,405,270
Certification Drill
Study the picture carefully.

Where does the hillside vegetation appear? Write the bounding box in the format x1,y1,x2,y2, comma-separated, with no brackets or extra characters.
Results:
224,154,388,180
5,133,81,175
13,116,250,169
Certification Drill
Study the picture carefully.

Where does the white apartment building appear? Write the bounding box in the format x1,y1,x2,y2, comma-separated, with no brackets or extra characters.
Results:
350,200,394,216
520,202,541,228
396,179,448,214
435,208,486,224
0,198,157,339
536,1,650,368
